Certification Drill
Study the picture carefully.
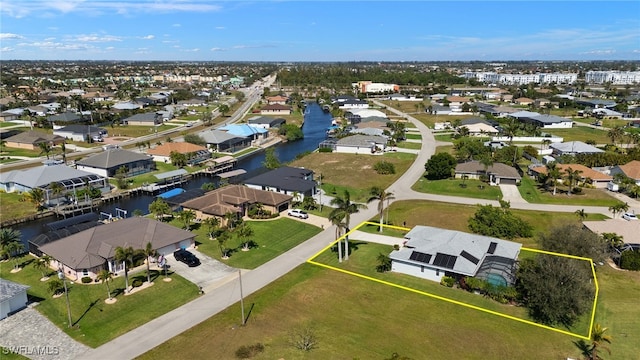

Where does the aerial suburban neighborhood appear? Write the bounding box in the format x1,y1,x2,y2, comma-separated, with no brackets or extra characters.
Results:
1,1,639,360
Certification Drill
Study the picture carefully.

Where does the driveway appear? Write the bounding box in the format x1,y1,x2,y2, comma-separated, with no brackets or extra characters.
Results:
499,183,527,204
165,247,237,291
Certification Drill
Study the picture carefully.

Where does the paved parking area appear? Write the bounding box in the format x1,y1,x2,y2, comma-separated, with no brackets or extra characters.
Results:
164,248,237,291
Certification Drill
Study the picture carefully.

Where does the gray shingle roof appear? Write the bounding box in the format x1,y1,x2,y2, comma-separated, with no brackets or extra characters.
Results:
76,149,152,169
0,164,104,189
336,135,387,147
550,141,604,154
199,129,241,144
455,161,521,180
5,130,65,145
390,226,521,276
0,279,30,302
244,166,315,193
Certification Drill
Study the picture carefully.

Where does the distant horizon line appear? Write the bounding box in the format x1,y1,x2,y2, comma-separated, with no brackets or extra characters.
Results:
2,59,639,63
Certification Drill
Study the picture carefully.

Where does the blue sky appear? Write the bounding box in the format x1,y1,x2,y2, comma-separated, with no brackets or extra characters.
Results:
1,1,639,61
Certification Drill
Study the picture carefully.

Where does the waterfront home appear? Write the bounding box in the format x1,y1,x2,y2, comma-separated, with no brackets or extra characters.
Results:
218,124,269,144
38,217,195,281
243,166,317,201
76,148,155,177
181,184,292,225
53,125,107,142
0,164,109,204
147,142,211,165
265,95,288,105
259,104,292,115
199,129,251,153
247,115,286,129
390,226,521,285
3,130,65,150
334,135,388,155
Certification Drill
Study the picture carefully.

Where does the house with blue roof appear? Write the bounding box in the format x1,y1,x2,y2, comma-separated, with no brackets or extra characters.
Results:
219,124,269,143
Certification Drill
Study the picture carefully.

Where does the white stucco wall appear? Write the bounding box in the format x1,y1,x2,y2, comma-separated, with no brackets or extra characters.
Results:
391,260,444,283
0,291,28,319
75,165,108,178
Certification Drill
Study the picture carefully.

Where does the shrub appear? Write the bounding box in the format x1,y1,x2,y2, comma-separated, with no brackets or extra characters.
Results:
571,187,583,194
440,276,455,287
464,277,486,292
318,147,333,153
132,278,143,288
374,161,396,175
620,250,640,270
81,276,92,284
235,343,265,359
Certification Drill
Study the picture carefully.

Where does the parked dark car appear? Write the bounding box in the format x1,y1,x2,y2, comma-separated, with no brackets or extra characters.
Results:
174,249,200,267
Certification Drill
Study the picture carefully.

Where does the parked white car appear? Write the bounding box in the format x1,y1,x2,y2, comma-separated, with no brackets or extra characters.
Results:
287,209,308,219
622,212,638,221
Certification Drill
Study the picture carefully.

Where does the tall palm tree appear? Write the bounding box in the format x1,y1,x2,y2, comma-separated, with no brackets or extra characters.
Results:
60,141,67,164
608,202,629,219
38,142,52,159
203,217,220,239
6,241,25,270
25,187,45,211
367,187,395,232
574,209,587,221
328,210,346,263
176,210,196,230
33,254,52,279
96,269,114,300
48,182,65,206
236,223,254,251
114,246,135,293
329,190,365,261
143,242,156,284
546,162,562,195
217,230,231,259
607,126,624,147
590,323,612,360
565,167,583,196
0,228,21,260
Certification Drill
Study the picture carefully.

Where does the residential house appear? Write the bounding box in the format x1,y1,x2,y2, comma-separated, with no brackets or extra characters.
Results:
247,116,286,129
244,166,317,200
38,217,195,281
53,125,107,142
510,111,573,128
610,160,640,185
76,148,155,177
112,102,143,110
550,141,604,156
334,135,388,155
458,119,499,137
344,108,388,125
455,160,521,185
219,124,269,144
4,130,65,150
177,99,206,107
0,279,30,320
265,95,288,105
260,104,292,115
147,142,211,165
514,97,534,106
0,110,20,122
181,184,292,225
199,130,251,153
47,111,85,128
529,163,612,188
389,226,522,285
0,164,109,203
338,99,369,109
592,108,623,119
123,112,162,126
583,220,640,244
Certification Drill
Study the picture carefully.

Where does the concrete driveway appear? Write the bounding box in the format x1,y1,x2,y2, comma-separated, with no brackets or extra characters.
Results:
165,247,237,291
499,183,527,204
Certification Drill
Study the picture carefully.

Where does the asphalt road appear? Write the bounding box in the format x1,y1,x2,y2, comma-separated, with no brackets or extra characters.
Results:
78,98,627,359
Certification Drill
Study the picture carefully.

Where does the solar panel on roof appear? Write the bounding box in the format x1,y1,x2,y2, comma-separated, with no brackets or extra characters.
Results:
433,253,457,269
488,242,497,254
460,250,480,265
409,251,432,264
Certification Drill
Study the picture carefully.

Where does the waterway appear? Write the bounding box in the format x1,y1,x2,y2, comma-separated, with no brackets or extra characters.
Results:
12,102,333,246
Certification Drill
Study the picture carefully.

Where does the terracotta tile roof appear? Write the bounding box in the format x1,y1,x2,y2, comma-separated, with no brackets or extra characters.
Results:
531,164,612,181
147,142,208,156
618,160,640,180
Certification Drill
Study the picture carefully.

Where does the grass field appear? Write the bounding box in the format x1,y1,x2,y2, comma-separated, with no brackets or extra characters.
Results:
544,126,611,144
404,133,422,140
572,117,630,129
0,258,199,348
518,174,620,207
107,124,177,138
289,152,416,202
0,192,39,223
177,217,322,269
108,161,204,190
395,141,421,150
412,178,504,201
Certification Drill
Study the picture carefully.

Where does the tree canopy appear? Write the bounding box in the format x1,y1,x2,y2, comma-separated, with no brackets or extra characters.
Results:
468,204,532,239
538,223,608,262
424,152,457,180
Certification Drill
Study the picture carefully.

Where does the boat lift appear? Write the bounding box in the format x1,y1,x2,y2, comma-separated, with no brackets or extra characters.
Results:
99,207,128,223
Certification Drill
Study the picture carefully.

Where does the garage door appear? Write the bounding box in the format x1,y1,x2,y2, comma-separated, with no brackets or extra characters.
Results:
500,178,517,185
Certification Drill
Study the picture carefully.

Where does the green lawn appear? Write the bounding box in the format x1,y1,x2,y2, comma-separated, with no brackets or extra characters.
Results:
404,133,422,140
179,217,322,269
434,133,455,142
0,258,199,348
109,161,204,190
107,124,177,138
544,126,611,144
0,121,22,128
0,147,42,158
412,178,503,201
0,157,21,164
395,141,421,150
518,174,620,207
0,192,39,223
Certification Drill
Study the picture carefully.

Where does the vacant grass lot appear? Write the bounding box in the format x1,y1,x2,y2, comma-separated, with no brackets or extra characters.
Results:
0,258,199,348
572,117,630,129
518,174,620,207
289,152,415,202
177,217,322,269
0,192,39,223
544,126,611,144
107,124,177,138
413,178,503,200
138,262,585,360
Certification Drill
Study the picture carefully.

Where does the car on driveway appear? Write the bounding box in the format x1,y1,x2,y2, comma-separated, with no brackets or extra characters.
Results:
174,249,200,267
622,212,638,221
287,209,308,219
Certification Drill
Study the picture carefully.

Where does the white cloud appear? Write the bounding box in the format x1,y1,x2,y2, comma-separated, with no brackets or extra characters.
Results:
210,47,225,52
0,33,24,40
1,1,222,18
215,26,225,30
1,47,14,52
74,34,122,42
182,48,200,52
140,35,155,40
172,23,182,27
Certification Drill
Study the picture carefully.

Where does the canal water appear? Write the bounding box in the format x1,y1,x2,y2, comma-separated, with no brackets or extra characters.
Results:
13,102,333,246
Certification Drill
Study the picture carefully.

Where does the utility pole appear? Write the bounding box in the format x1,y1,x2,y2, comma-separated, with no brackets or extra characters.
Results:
238,269,245,326
58,267,72,327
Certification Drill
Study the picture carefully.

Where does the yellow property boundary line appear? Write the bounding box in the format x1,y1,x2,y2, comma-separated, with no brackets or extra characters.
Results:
307,221,598,340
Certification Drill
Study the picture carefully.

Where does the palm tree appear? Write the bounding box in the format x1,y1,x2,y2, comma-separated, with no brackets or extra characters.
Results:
574,209,587,221
38,142,52,159
203,217,220,239
608,202,629,219
565,167,583,196
6,241,25,270
217,230,231,259
143,242,156,284
148,198,171,221
114,246,135,293
48,182,65,206
60,141,67,164
33,254,52,279
628,184,640,199
503,120,520,145
176,209,196,230
546,162,562,195
236,223,254,251
479,155,494,183
590,323,612,360
329,190,366,261
367,187,395,232
25,187,45,211
96,269,114,300
607,126,624,147
328,210,346,263
0,228,21,260
223,211,237,229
